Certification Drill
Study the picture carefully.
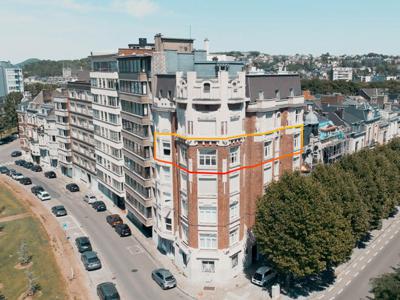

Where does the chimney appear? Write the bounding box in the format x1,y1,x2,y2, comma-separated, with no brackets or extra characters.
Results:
204,38,209,57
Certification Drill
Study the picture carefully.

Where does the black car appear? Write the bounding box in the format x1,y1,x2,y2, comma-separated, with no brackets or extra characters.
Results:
6,168,16,176
51,205,67,217
75,236,92,253
11,150,22,157
0,166,8,174
114,223,131,237
31,185,45,195
92,201,107,212
24,162,34,169
19,177,32,185
66,183,79,192
15,159,26,166
44,171,57,178
31,165,42,172
97,282,120,300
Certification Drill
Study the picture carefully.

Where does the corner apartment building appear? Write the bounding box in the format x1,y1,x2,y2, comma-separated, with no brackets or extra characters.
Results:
67,81,97,189
90,54,125,208
153,51,304,281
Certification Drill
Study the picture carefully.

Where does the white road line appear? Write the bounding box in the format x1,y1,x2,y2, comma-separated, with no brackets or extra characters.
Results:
354,271,359,277
345,280,351,286
337,288,343,295
328,286,334,292
366,250,370,254
361,264,366,270
373,252,378,257
379,246,384,250
396,229,399,234
337,277,343,283
316,294,325,299
328,297,335,300
367,258,372,263
384,240,389,245
359,255,364,261
390,234,395,240
377,238,382,243
382,233,387,237
353,262,358,268
344,270,350,275
371,244,376,249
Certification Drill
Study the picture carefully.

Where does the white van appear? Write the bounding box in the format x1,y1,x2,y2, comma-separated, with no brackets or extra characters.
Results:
251,266,276,286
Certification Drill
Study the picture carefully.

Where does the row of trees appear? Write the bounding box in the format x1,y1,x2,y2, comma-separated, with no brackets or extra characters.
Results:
370,266,400,299
254,139,400,286
22,58,89,77
301,78,400,95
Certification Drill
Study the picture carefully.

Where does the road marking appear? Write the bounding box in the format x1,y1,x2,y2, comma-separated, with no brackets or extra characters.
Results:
345,280,351,286
126,245,144,256
337,288,343,295
344,270,350,275
359,255,364,261
384,240,389,245
361,264,366,270
382,232,387,237
390,234,394,240
379,246,384,250
337,277,343,283
367,258,372,263
328,286,334,292
396,229,399,234
366,250,370,254
354,271,359,277
371,244,376,249
353,262,358,268
373,252,378,257
328,296,335,300
316,294,325,299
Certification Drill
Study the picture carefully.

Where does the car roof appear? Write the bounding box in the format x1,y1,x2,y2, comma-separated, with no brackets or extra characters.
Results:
110,214,120,218
77,236,89,242
83,251,97,258
54,205,65,209
98,282,117,293
155,268,172,276
255,266,272,273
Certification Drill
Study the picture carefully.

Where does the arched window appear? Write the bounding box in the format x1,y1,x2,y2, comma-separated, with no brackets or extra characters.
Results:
203,83,211,93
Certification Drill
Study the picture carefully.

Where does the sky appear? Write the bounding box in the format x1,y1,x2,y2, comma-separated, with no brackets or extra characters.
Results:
1,0,400,63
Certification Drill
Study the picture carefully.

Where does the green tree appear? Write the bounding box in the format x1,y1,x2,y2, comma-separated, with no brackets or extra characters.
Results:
254,172,353,284
1,92,23,132
24,82,58,98
370,266,400,300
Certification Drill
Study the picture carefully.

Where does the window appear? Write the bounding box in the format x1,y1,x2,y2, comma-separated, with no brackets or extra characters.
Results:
203,83,211,93
199,233,217,249
294,134,300,150
199,206,217,224
165,218,172,231
229,199,239,221
181,194,188,218
263,165,273,185
163,142,171,156
229,228,239,246
264,140,272,158
198,177,217,196
180,146,187,165
229,173,240,195
295,109,302,124
201,260,215,273
181,222,188,243
290,88,294,97
275,89,280,99
258,90,264,100
231,253,239,268
199,149,216,167
229,146,240,166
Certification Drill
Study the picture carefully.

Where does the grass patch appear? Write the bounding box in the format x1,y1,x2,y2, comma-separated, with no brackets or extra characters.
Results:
0,217,67,299
0,184,26,218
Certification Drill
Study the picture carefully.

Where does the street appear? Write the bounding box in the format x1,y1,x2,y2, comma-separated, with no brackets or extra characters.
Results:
0,139,190,300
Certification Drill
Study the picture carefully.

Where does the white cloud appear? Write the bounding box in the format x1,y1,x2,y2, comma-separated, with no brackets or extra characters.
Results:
111,0,159,18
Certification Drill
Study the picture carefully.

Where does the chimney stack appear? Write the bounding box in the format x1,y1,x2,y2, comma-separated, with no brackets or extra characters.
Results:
204,38,209,57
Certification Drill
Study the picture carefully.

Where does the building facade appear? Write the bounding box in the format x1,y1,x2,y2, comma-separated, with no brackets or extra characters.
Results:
67,81,97,189
0,61,24,97
90,54,125,208
332,67,353,81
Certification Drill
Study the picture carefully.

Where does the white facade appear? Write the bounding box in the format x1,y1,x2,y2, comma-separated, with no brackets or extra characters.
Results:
0,65,24,97
90,60,125,204
332,67,353,81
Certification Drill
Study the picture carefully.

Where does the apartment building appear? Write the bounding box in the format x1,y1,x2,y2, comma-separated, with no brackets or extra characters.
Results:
67,81,97,189
90,54,125,209
153,59,304,280
0,61,24,97
16,90,59,167
54,92,73,177
332,67,353,81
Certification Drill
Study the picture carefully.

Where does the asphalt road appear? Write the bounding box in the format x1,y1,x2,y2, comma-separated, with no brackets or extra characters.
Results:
0,139,190,300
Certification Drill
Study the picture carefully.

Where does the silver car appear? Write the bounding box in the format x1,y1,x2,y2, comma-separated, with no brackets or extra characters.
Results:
81,251,102,271
83,194,97,204
151,268,177,289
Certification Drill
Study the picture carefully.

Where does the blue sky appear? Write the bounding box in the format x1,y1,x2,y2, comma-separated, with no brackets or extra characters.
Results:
1,0,399,63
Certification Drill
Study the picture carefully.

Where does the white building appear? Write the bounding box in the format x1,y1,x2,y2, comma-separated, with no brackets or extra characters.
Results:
332,67,353,81
0,61,24,98
90,53,126,208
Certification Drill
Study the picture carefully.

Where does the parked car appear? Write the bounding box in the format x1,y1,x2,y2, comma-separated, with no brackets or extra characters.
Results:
92,201,107,212
151,268,177,289
81,251,102,271
75,236,92,253
251,266,276,286
31,165,42,172
37,190,51,201
114,223,131,237
6,168,16,177
31,185,44,195
15,159,26,166
96,282,120,300
83,194,97,204
24,162,33,169
11,172,24,180
10,150,22,157
51,205,67,217
66,183,80,192
44,171,57,178
106,214,123,227
0,166,9,174
19,177,32,185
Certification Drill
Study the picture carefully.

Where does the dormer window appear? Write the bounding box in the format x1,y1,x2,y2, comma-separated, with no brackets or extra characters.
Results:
275,89,280,99
203,83,211,93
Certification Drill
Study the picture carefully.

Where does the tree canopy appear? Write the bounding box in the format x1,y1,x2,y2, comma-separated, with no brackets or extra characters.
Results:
371,266,400,300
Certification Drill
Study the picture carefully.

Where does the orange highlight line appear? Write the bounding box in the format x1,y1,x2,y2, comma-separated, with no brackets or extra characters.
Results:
153,124,303,175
